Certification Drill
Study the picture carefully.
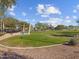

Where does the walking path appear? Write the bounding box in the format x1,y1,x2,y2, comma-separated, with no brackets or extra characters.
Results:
0,32,30,41
0,32,22,41
0,43,62,50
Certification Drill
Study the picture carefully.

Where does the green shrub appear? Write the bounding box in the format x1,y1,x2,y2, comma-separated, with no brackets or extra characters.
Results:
68,38,77,45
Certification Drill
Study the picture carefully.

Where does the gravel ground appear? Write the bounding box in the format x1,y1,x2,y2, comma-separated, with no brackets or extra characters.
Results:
9,45,79,59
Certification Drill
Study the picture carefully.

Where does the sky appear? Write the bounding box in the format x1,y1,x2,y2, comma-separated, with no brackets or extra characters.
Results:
8,0,79,26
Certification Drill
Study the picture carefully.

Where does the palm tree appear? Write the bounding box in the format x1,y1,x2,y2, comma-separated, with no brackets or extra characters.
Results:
0,0,16,15
0,0,16,8
0,0,16,32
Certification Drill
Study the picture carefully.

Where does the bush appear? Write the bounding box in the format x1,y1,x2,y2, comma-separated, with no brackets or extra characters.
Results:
64,38,77,46
68,38,77,45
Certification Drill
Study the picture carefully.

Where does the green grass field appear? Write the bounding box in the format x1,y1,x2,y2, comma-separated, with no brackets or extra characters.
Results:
0,30,79,47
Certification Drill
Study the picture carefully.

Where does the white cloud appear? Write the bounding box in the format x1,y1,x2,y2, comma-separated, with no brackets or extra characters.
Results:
39,18,76,27
73,4,79,14
46,6,61,15
9,12,15,16
76,4,79,9
72,16,77,19
22,12,27,16
65,16,70,19
37,4,45,14
40,18,63,27
8,5,16,16
37,4,61,17
65,15,77,20
65,20,71,23
73,9,77,13
8,5,16,11
32,19,35,22
41,14,49,17
73,4,79,13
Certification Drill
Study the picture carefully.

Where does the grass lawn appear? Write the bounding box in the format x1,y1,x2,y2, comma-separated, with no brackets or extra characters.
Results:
0,31,70,47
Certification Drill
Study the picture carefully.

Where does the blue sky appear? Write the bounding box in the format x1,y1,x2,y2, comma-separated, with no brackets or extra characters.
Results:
8,0,79,26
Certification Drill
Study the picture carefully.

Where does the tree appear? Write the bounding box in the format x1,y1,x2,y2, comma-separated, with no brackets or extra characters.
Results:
0,0,16,16
18,20,29,31
3,17,17,28
0,17,29,33
67,25,74,30
55,25,66,30
76,20,79,28
76,20,79,25
0,0,16,33
48,24,54,30
35,23,48,31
